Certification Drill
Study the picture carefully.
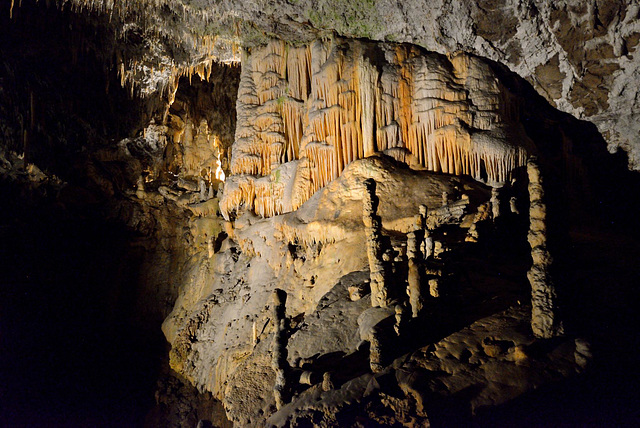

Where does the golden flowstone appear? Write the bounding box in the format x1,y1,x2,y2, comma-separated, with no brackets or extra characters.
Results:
221,38,533,220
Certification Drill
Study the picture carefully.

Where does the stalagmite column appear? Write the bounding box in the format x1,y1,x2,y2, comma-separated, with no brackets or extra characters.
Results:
199,178,207,202
429,278,441,298
491,187,501,220
369,327,384,373
136,176,145,199
423,229,434,260
271,289,289,409
207,236,214,258
363,179,389,307
510,196,519,215
252,320,258,346
406,231,424,318
527,158,563,339
418,205,428,229
394,304,407,336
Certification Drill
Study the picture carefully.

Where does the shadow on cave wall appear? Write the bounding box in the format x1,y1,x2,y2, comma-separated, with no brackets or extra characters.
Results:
0,180,164,426
0,3,168,426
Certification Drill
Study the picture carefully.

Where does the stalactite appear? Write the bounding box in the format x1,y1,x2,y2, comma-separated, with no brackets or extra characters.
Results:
221,38,532,220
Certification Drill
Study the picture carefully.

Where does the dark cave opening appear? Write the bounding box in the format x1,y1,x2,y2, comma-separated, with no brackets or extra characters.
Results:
0,3,167,425
0,181,165,426
2,1,640,427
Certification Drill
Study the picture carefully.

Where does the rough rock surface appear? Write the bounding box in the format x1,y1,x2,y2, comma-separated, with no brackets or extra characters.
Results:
60,0,640,169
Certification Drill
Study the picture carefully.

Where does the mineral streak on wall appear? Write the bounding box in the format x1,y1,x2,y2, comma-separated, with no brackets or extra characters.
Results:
221,38,532,220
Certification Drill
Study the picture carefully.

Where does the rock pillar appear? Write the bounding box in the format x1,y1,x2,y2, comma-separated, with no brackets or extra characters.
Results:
527,158,563,338
363,179,389,307
271,289,289,409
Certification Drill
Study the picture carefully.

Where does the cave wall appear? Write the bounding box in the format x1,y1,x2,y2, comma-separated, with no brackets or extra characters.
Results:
2,1,640,426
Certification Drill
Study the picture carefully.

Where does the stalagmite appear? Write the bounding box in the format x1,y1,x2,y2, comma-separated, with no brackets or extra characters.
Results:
423,229,434,260
491,187,501,220
207,236,214,259
429,278,441,298
270,289,290,409
433,241,444,259
466,223,479,243
208,183,214,200
136,176,145,199
199,178,207,202
527,158,563,339
466,202,490,242
394,304,407,336
322,372,334,391
369,327,384,373
252,320,258,346
363,179,389,308
406,231,424,318
418,205,428,230
510,196,519,215
442,191,449,206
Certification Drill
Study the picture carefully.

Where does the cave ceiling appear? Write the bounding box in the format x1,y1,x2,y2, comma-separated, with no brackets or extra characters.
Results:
37,0,640,170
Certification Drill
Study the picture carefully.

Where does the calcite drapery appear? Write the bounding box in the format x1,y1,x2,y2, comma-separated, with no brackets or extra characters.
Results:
220,37,532,220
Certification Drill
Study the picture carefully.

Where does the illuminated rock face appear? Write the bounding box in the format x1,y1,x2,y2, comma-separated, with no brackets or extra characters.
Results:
221,38,532,220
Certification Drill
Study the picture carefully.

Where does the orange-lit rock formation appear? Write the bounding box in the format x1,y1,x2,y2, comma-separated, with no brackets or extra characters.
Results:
221,38,533,220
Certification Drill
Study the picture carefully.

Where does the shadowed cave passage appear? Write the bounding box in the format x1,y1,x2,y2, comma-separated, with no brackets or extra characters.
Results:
0,3,200,425
0,185,163,426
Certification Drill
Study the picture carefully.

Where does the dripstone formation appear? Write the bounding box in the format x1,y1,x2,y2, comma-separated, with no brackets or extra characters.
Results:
3,2,640,427
363,178,390,308
526,158,563,339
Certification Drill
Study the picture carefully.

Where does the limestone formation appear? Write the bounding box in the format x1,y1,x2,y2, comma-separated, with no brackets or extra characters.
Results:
510,196,519,215
491,187,501,220
369,327,384,374
363,179,390,308
321,372,334,392
207,236,214,259
442,191,449,207
199,178,207,202
418,205,428,229
220,38,531,220
429,278,441,298
406,231,424,318
466,223,479,243
136,176,145,199
4,3,636,427
423,230,434,260
271,289,290,409
394,304,407,336
348,281,370,302
526,159,563,339
52,0,640,172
